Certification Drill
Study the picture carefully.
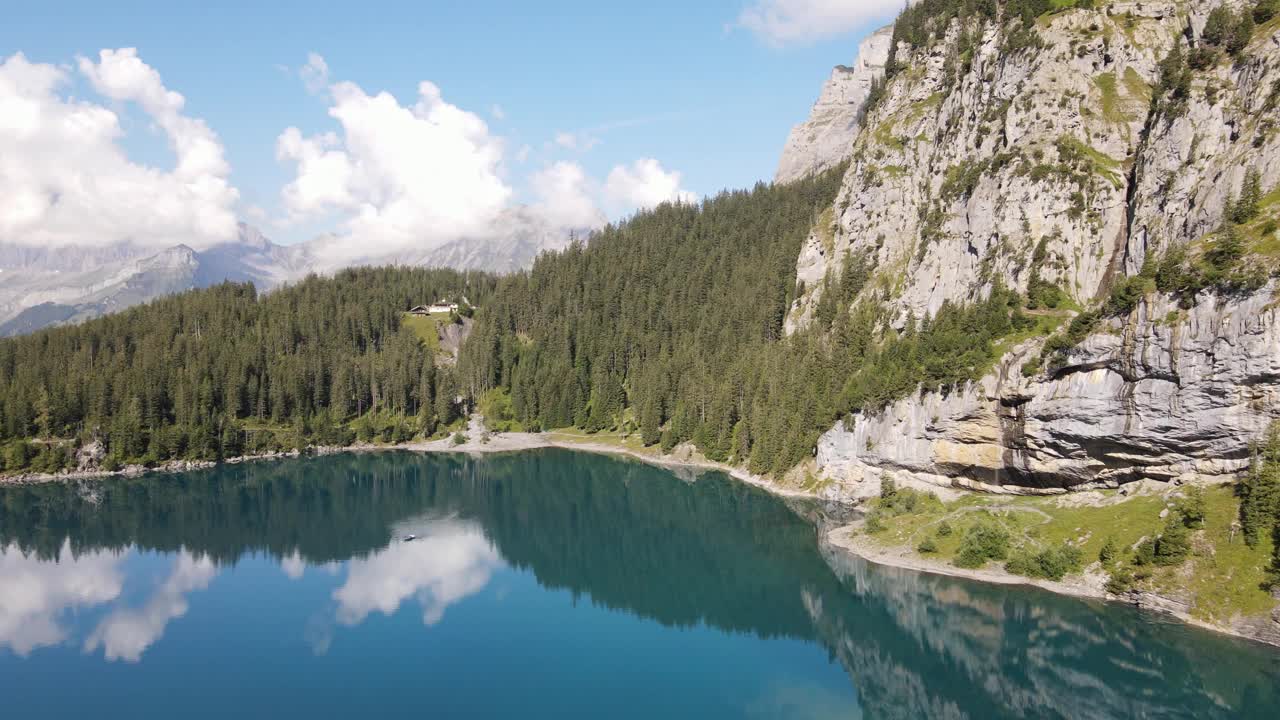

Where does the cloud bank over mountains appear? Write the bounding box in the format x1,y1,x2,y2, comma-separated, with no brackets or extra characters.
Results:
0,50,239,250
276,74,514,267
0,48,696,259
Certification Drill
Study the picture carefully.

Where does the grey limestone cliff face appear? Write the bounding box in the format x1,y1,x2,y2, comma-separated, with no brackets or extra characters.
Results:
775,25,894,185
793,1,1280,494
816,285,1280,497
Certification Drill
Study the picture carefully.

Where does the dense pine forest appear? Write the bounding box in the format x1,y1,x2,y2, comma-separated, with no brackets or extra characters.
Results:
1,166,1051,479
0,267,495,473
461,165,1039,475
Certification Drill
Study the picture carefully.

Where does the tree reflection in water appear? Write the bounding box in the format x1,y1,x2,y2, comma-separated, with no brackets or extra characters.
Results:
1,449,1277,718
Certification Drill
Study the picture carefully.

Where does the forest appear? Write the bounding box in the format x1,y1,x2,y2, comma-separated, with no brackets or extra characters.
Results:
0,267,495,473
0,160,1042,478
460,165,1040,476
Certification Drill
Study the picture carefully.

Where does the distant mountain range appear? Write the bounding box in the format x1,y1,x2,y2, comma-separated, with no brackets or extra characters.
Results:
0,212,573,336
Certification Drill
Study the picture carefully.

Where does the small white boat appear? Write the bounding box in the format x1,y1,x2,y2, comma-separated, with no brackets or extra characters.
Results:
403,534,417,542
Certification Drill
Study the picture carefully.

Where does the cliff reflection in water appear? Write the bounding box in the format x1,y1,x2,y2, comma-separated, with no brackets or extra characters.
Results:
1,448,1277,718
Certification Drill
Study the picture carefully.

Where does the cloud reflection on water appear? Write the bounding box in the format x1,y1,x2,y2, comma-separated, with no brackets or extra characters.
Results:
332,519,501,627
83,551,217,662
281,550,306,580
0,541,124,656
0,542,217,663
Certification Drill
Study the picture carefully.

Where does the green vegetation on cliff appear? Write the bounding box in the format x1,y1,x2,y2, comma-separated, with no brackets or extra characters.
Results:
858,463,1280,624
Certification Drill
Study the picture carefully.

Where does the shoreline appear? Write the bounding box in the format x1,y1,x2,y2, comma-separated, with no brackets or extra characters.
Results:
384,421,823,501
3,420,1277,648
819,521,1280,649
0,421,817,500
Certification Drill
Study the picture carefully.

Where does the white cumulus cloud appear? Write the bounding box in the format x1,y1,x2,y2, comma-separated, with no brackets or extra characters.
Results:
276,57,512,265
553,131,600,152
0,49,239,249
299,52,330,95
531,161,606,230
605,158,696,213
737,0,905,47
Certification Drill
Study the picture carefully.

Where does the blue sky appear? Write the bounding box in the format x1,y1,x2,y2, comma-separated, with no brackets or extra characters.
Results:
3,0,902,249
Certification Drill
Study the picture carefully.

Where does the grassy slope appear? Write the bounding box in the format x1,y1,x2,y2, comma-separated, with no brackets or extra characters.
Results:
861,484,1277,624
401,312,446,354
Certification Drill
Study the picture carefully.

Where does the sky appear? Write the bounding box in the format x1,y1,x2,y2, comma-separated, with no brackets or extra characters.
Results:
1,0,905,256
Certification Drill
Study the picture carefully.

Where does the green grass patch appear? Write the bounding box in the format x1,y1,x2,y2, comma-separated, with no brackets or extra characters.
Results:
1035,0,1078,28
799,473,834,493
401,312,445,354
985,311,1070,375
816,205,836,256
1177,485,1277,623
1122,67,1152,104
873,122,906,151
1057,135,1124,189
478,388,523,432
1244,185,1280,259
1094,72,1125,123
546,427,659,456
904,92,945,122
862,482,1279,624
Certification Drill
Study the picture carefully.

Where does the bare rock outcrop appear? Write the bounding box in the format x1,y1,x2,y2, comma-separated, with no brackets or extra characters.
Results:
775,25,893,185
816,285,1280,497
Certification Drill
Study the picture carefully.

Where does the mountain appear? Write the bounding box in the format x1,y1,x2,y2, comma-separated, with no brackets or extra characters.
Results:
775,24,893,184
404,208,576,274
6,0,1280,642
465,0,1280,498
0,229,284,337
441,0,1280,644
776,0,1280,496
0,212,572,336
0,244,201,336
302,208,576,276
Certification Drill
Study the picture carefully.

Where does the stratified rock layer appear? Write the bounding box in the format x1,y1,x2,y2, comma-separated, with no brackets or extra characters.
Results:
818,285,1280,496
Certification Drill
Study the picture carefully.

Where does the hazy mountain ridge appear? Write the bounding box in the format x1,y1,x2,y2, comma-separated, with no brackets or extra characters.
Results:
0,214,571,336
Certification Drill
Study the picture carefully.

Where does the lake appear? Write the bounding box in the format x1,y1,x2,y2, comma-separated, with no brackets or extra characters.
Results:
1,449,1277,718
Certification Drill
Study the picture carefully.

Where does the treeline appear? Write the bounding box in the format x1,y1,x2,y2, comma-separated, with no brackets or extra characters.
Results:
0,267,497,473
1240,424,1280,588
461,167,1038,475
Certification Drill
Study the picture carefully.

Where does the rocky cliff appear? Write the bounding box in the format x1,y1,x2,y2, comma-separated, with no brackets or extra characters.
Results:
775,25,894,184
818,285,1280,495
784,0,1280,495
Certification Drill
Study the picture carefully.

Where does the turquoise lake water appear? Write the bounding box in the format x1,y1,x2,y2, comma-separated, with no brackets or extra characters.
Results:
1,449,1278,718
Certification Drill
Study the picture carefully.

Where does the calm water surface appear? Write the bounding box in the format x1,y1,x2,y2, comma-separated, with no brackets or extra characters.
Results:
1,449,1277,719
